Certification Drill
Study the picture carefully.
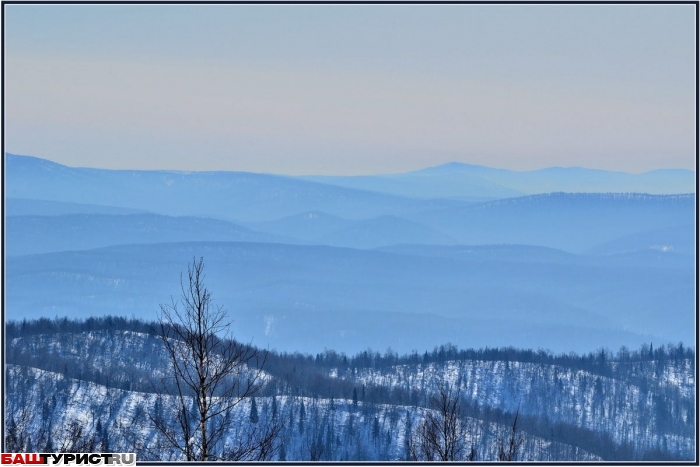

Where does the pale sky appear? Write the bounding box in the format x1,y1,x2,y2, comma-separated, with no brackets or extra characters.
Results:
3,4,697,175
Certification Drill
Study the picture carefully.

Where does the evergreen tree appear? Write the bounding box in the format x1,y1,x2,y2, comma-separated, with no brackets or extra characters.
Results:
153,396,164,424
6,417,20,452
372,417,380,442
100,431,110,453
99,420,110,452
44,419,54,452
352,388,358,408
403,410,412,460
271,396,278,420
325,424,334,460
44,436,54,453
250,397,259,424
299,401,306,435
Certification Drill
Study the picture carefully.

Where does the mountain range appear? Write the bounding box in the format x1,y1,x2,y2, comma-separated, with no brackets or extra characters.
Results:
3,153,696,355
304,162,694,198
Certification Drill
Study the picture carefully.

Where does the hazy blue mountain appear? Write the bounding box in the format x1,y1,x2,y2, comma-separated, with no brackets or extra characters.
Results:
6,241,692,354
250,212,455,249
403,193,694,253
246,193,694,253
377,244,579,263
5,197,149,216
377,243,695,269
6,213,301,256
5,153,451,222
305,162,695,199
4,154,695,354
315,215,455,249
481,166,695,195
304,163,523,199
8,155,692,254
595,249,696,269
247,211,352,241
587,224,696,256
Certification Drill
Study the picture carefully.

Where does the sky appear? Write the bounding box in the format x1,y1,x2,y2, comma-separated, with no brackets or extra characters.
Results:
3,4,697,175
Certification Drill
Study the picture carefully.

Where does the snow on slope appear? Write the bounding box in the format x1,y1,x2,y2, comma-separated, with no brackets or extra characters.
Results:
7,361,601,461
329,359,694,459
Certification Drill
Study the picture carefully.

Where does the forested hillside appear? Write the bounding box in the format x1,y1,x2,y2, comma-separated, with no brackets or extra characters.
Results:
5,317,694,461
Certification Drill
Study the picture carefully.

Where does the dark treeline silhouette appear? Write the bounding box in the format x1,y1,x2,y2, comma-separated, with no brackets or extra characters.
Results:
309,342,694,375
7,316,693,371
7,316,694,400
6,315,159,340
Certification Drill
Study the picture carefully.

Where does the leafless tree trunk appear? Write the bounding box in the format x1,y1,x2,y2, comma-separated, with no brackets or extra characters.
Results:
497,408,524,461
58,420,97,453
408,382,476,461
4,402,33,453
151,257,280,461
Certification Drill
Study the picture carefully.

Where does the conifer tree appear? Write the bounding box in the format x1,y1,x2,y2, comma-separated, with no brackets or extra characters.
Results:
299,401,306,434
250,398,259,424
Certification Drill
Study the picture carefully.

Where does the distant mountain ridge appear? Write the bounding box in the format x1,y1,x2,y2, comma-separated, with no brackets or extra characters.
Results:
402,191,694,253
6,240,693,354
4,153,696,355
5,153,429,222
7,154,695,206
5,198,150,216
247,212,456,249
304,161,695,199
5,213,302,256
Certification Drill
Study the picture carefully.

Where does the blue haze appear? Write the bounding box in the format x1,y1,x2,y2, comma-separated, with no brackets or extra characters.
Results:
4,154,695,355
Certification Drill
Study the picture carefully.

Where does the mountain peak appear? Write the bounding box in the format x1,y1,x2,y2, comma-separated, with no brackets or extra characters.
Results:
6,153,66,167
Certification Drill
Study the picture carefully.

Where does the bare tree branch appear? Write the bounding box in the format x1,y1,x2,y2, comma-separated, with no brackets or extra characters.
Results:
408,381,473,461
150,257,281,461
497,408,524,461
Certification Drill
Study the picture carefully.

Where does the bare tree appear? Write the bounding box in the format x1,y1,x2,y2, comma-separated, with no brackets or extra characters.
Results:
5,403,33,453
152,257,280,461
57,420,97,453
497,408,524,461
408,383,476,461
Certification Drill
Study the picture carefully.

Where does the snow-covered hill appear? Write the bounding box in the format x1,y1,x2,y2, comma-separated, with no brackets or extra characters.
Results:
5,318,694,461
332,359,694,458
